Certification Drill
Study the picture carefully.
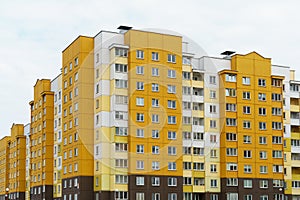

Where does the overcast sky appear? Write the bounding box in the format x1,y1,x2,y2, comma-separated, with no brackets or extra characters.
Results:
0,0,299,137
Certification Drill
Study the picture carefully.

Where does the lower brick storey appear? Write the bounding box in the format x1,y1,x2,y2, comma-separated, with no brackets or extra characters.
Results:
53,176,93,200
30,185,52,200
220,178,286,200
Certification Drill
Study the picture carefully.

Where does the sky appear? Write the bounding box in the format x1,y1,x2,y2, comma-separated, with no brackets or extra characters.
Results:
0,0,300,137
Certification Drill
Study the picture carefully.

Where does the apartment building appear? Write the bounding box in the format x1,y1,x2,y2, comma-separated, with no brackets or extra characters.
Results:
0,136,10,200
0,26,300,200
8,124,26,200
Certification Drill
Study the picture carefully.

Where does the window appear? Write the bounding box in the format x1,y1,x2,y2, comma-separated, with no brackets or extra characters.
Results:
273,136,282,144
168,116,176,124
136,177,145,186
136,97,144,106
292,181,300,188
210,135,217,143
243,121,251,129
183,72,191,80
152,83,159,92
193,147,204,155
116,95,128,104
259,107,266,115
152,193,160,200
152,161,160,170
210,164,217,172
152,68,159,76
209,76,216,84
168,146,177,155
152,114,159,123
152,98,159,107
136,129,144,137
260,166,268,174
244,165,252,173
136,113,144,122
115,159,128,168
227,178,238,186
226,133,237,141
273,165,283,173
167,54,176,63
115,48,128,57
152,130,159,138
272,150,283,158
182,57,191,65
136,50,144,59
243,135,251,143
210,194,218,200
260,151,267,159
168,69,176,78
115,79,128,88
115,175,128,184
152,52,159,61
115,191,128,200
272,122,282,130
183,162,192,170
226,103,236,112
168,177,177,186
210,120,217,128
168,194,177,200
259,122,267,130
115,64,128,73
193,162,204,171
115,111,128,120
183,132,191,140
136,145,144,154
211,179,218,187
244,150,252,158
168,131,176,140
258,78,266,87
183,147,191,155
167,100,176,109
152,146,160,154
194,132,204,140
226,118,237,126
227,163,237,171
183,102,191,110
226,88,236,97
243,91,251,100
168,85,176,93
210,105,217,113
272,93,282,101
243,77,251,85
243,106,251,114
183,177,192,185
210,90,216,99
194,178,205,186
136,66,144,75
152,177,160,186
168,162,176,170
136,82,144,90
136,160,144,169
259,136,267,144
115,143,128,152
225,74,236,82
272,108,282,116
226,148,237,156
116,127,128,136
259,180,268,188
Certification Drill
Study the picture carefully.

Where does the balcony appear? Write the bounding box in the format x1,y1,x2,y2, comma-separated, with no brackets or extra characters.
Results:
192,88,204,102
192,72,204,88
291,146,300,154
291,112,300,126
292,154,300,167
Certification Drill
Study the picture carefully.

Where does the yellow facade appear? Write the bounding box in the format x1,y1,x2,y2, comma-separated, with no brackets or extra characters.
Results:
220,52,284,183
0,136,10,197
8,124,26,197
124,30,183,177
62,36,94,180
